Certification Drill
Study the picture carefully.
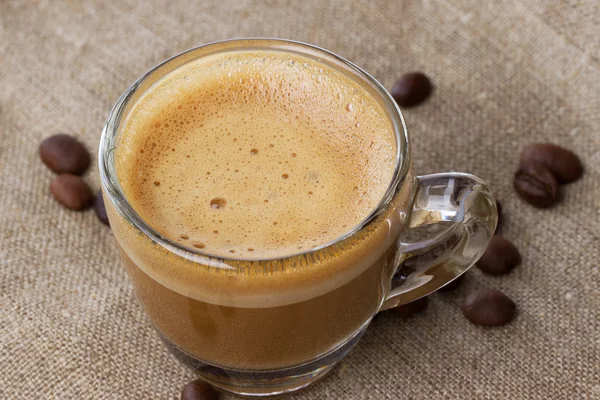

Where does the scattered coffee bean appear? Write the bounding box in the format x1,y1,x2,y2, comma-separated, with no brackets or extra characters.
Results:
39,134,91,175
392,296,428,316
181,379,219,400
50,174,93,211
462,288,516,326
514,161,558,208
520,143,583,184
390,72,433,108
437,274,465,292
476,236,520,275
94,191,110,226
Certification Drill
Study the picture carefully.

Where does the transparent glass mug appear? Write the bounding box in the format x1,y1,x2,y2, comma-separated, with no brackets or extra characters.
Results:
99,39,497,397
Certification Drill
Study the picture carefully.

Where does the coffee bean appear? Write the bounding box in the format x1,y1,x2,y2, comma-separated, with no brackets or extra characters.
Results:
390,72,433,108
437,274,465,292
520,143,583,183
181,379,219,400
94,191,110,226
50,174,93,210
40,134,90,175
392,296,428,316
476,236,520,275
514,161,558,208
462,288,516,326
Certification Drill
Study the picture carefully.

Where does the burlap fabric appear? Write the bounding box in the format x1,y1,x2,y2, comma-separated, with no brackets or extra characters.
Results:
1,1,598,398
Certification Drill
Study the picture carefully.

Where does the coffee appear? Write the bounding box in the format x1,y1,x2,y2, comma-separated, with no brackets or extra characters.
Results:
116,50,397,258
107,49,413,370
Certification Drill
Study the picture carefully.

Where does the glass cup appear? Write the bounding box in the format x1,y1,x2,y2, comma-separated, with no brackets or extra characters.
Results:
99,39,497,397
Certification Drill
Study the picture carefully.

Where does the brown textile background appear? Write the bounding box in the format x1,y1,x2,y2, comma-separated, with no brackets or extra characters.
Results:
1,1,599,399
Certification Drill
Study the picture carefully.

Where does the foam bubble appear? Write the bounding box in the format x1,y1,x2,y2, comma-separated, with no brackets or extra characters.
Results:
210,197,227,209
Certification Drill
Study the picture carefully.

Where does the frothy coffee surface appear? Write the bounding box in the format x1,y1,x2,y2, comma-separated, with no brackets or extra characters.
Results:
117,50,396,258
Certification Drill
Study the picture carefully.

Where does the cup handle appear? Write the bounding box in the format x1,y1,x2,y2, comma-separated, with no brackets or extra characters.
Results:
379,172,497,311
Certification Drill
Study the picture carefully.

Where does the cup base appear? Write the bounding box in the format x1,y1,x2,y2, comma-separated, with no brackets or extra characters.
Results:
162,319,370,397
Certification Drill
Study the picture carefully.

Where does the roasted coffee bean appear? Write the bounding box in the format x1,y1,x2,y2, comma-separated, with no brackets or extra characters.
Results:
181,379,219,400
437,274,465,292
40,134,90,175
392,296,428,316
462,288,516,326
477,236,520,275
514,161,558,208
50,174,93,210
94,191,110,226
390,72,433,108
520,143,583,183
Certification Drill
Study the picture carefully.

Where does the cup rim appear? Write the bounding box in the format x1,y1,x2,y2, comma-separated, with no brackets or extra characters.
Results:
99,38,410,263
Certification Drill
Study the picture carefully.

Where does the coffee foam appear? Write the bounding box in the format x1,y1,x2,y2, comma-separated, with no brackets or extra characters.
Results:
112,49,405,307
